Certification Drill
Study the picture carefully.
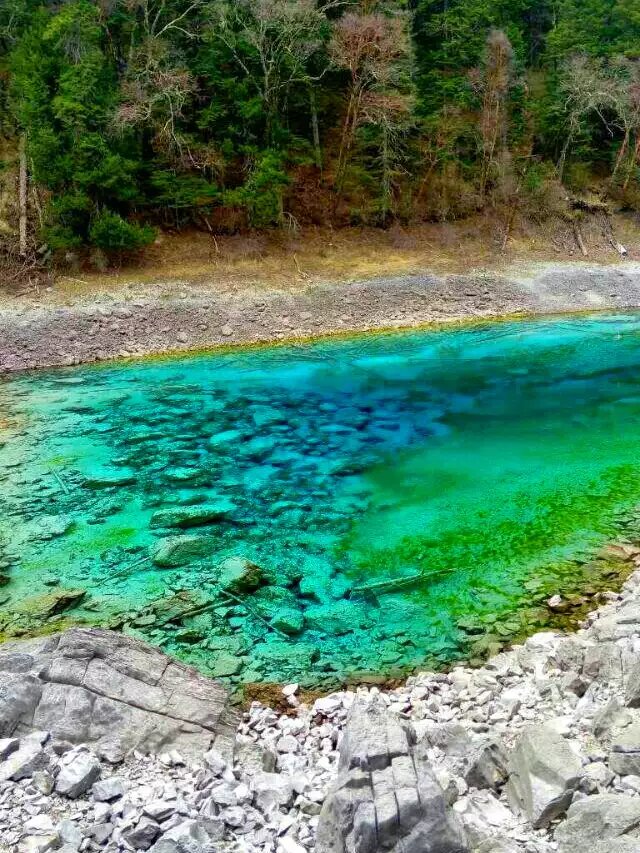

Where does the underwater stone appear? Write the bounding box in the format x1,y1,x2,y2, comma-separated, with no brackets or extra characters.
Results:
84,470,136,489
208,651,242,678
34,516,76,541
209,429,242,447
151,536,211,568
270,607,305,636
216,557,264,594
150,500,237,529
13,588,86,618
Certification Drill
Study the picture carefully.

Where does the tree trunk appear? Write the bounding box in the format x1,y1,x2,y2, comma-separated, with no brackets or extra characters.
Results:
19,134,28,258
623,136,640,191
611,129,630,183
380,121,391,225
309,88,322,170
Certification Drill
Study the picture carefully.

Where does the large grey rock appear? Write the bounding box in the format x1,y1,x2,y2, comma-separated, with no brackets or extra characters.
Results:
591,602,640,642
506,722,583,828
591,842,640,853
123,818,161,850
149,820,212,853
252,771,294,813
583,643,624,685
610,721,640,776
593,697,633,740
55,745,101,797
92,776,125,801
0,628,238,762
554,794,640,852
474,841,521,853
316,696,468,853
452,791,513,847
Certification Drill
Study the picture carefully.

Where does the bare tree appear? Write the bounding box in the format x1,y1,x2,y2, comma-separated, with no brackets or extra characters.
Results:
605,58,640,189
557,55,640,191
470,30,515,197
114,0,201,154
206,0,335,145
556,55,613,180
329,4,412,202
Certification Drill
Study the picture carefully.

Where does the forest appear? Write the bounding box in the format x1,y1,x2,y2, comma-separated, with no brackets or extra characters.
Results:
0,0,639,262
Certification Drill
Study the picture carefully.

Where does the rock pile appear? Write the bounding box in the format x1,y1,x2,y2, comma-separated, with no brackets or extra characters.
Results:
6,566,640,852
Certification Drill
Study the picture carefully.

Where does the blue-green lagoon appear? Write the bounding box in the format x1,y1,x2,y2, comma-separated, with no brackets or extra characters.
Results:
2,314,640,688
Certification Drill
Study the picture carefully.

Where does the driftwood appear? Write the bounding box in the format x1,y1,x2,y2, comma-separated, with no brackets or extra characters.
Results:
48,468,70,495
353,567,453,596
219,589,289,639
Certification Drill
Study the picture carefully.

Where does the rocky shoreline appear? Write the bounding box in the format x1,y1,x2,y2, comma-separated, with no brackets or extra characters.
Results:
3,262,640,373
3,552,640,853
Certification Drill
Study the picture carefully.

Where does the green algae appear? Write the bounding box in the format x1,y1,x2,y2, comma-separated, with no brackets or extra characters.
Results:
4,313,640,685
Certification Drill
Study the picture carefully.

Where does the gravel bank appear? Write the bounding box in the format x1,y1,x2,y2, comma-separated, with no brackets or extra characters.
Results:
3,262,640,372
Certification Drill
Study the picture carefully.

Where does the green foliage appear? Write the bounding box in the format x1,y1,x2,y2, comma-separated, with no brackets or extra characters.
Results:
1,0,640,256
89,210,156,252
225,150,290,228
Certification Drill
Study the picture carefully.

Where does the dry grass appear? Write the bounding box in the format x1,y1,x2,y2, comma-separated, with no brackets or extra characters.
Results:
8,213,640,305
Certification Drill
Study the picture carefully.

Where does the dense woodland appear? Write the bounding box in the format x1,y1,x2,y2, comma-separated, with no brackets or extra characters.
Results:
0,0,639,261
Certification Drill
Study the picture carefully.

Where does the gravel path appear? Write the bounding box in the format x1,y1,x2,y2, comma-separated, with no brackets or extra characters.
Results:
3,262,640,372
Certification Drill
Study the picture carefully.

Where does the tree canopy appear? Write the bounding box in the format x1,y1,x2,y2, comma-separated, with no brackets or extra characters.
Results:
1,0,639,257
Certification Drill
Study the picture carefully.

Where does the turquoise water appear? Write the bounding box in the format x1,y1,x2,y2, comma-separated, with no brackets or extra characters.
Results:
2,314,640,687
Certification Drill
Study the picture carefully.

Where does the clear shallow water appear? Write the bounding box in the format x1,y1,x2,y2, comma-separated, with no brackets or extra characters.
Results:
2,314,640,687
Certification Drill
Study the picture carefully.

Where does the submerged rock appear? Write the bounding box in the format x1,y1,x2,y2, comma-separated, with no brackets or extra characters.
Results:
271,606,305,636
84,469,136,489
150,500,237,529
209,429,243,447
14,588,86,617
35,515,76,541
216,556,263,593
208,651,243,678
151,535,211,567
